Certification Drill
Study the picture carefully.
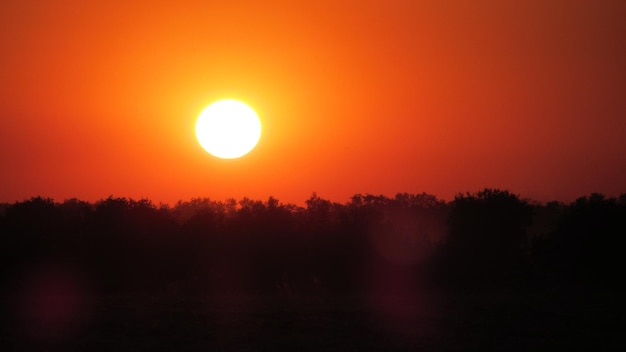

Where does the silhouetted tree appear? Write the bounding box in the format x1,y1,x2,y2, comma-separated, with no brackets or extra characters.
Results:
4,189,623,299
435,189,532,287
539,193,626,289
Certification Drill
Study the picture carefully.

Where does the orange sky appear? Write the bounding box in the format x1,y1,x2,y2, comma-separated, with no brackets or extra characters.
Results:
1,0,625,205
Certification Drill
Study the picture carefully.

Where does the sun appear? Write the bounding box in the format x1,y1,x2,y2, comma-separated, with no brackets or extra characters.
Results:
195,99,262,159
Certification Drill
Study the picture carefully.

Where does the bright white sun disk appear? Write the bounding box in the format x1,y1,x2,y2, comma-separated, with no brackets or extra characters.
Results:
195,100,262,159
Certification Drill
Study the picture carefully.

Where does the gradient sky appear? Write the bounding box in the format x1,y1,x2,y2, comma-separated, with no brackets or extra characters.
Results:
1,0,625,205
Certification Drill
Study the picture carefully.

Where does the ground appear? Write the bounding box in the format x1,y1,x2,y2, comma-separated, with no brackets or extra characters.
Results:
2,288,623,351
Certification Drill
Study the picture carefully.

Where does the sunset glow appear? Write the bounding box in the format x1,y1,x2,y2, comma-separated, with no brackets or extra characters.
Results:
0,0,624,204
1,1,625,349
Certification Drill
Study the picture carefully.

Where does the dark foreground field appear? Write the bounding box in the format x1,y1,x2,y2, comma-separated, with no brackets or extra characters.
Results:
2,288,623,351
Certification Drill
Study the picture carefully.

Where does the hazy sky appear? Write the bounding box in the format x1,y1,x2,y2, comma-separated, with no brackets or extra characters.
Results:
1,0,625,204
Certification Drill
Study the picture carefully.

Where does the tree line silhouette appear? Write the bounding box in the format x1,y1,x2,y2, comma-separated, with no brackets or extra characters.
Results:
1,189,624,297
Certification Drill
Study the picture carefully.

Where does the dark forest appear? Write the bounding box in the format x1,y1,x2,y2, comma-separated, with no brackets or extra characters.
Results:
1,189,624,350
